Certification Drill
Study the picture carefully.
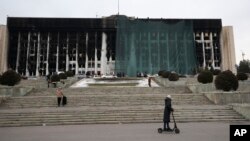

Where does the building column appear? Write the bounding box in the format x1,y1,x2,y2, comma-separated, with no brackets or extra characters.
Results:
94,32,98,75
15,32,21,73
221,26,236,73
36,32,41,76
46,33,50,75
101,32,107,75
210,32,215,68
201,32,206,68
75,33,79,75
66,33,69,71
0,25,8,74
56,32,59,73
25,32,31,76
85,33,88,74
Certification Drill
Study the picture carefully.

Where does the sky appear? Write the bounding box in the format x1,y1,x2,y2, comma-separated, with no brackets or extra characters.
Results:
0,0,249,64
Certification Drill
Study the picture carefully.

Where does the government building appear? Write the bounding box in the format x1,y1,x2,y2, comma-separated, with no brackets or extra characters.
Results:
0,15,236,76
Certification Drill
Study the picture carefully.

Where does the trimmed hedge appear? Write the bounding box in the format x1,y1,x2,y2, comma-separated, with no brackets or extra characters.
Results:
236,72,248,81
215,70,238,91
162,71,170,78
213,69,221,75
59,73,67,79
197,70,213,84
168,73,179,81
50,74,60,82
0,70,21,86
65,71,74,77
158,70,165,76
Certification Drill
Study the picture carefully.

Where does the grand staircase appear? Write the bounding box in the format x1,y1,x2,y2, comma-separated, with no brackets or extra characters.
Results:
0,86,247,127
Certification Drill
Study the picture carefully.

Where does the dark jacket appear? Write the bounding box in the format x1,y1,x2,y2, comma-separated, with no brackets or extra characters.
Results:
163,97,173,122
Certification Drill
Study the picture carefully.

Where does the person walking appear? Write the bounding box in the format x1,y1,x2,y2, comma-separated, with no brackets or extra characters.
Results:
148,77,152,87
163,95,174,131
56,87,64,107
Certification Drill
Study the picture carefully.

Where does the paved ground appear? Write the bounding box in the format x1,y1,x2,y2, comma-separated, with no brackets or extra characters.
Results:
1,122,249,141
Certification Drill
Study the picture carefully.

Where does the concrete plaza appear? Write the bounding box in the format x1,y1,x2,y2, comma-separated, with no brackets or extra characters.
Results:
1,122,249,141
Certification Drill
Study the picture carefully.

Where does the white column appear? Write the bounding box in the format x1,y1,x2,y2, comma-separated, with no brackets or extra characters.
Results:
94,32,98,75
101,32,107,75
85,33,88,74
25,32,31,76
210,32,215,68
201,32,206,68
15,32,21,72
46,33,50,75
75,33,79,75
221,26,236,73
36,32,41,76
94,48,97,75
56,32,59,72
66,33,69,71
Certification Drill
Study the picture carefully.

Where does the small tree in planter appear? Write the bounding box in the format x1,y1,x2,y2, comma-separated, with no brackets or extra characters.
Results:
215,70,238,91
50,74,60,88
59,73,67,85
238,60,250,73
158,70,165,76
59,73,67,80
210,66,214,74
236,72,248,81
197,70,213,84
162,71,170,78
213,69,221,75
65,71,74,77
0,70,21,86
168,72,179,81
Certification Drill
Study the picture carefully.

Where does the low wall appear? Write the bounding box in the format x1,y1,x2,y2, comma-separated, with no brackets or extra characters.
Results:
232,104,250,120
64,77,78,88
204,92,250,105
238,80,250,91
0,86,33,97
187,83,216,93
154,77,187,87
187,81,250,93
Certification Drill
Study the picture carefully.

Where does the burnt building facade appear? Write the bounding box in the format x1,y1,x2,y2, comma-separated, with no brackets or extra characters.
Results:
2,15,236,76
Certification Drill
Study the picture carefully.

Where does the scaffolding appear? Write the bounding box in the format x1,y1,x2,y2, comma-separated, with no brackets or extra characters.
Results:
115,16,197,76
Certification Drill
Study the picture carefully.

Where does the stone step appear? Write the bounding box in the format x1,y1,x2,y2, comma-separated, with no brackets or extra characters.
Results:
27,87,192,96
0,105,246,127
0,84,247,127
2,102,213,108
0,113,243,121
0,109,241,117
0,118,247,127
0,94,213,108
0,116,244,124
0,116,246,127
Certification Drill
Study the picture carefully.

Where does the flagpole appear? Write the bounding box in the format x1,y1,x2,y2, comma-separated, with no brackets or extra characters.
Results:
118,0,120,15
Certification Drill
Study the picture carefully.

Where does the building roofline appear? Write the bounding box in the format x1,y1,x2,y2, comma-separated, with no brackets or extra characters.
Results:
7,16,222,21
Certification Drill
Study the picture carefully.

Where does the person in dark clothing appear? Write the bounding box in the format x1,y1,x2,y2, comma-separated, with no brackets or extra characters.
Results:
56,87,63,107
148,77,152,87
163,95,174,131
